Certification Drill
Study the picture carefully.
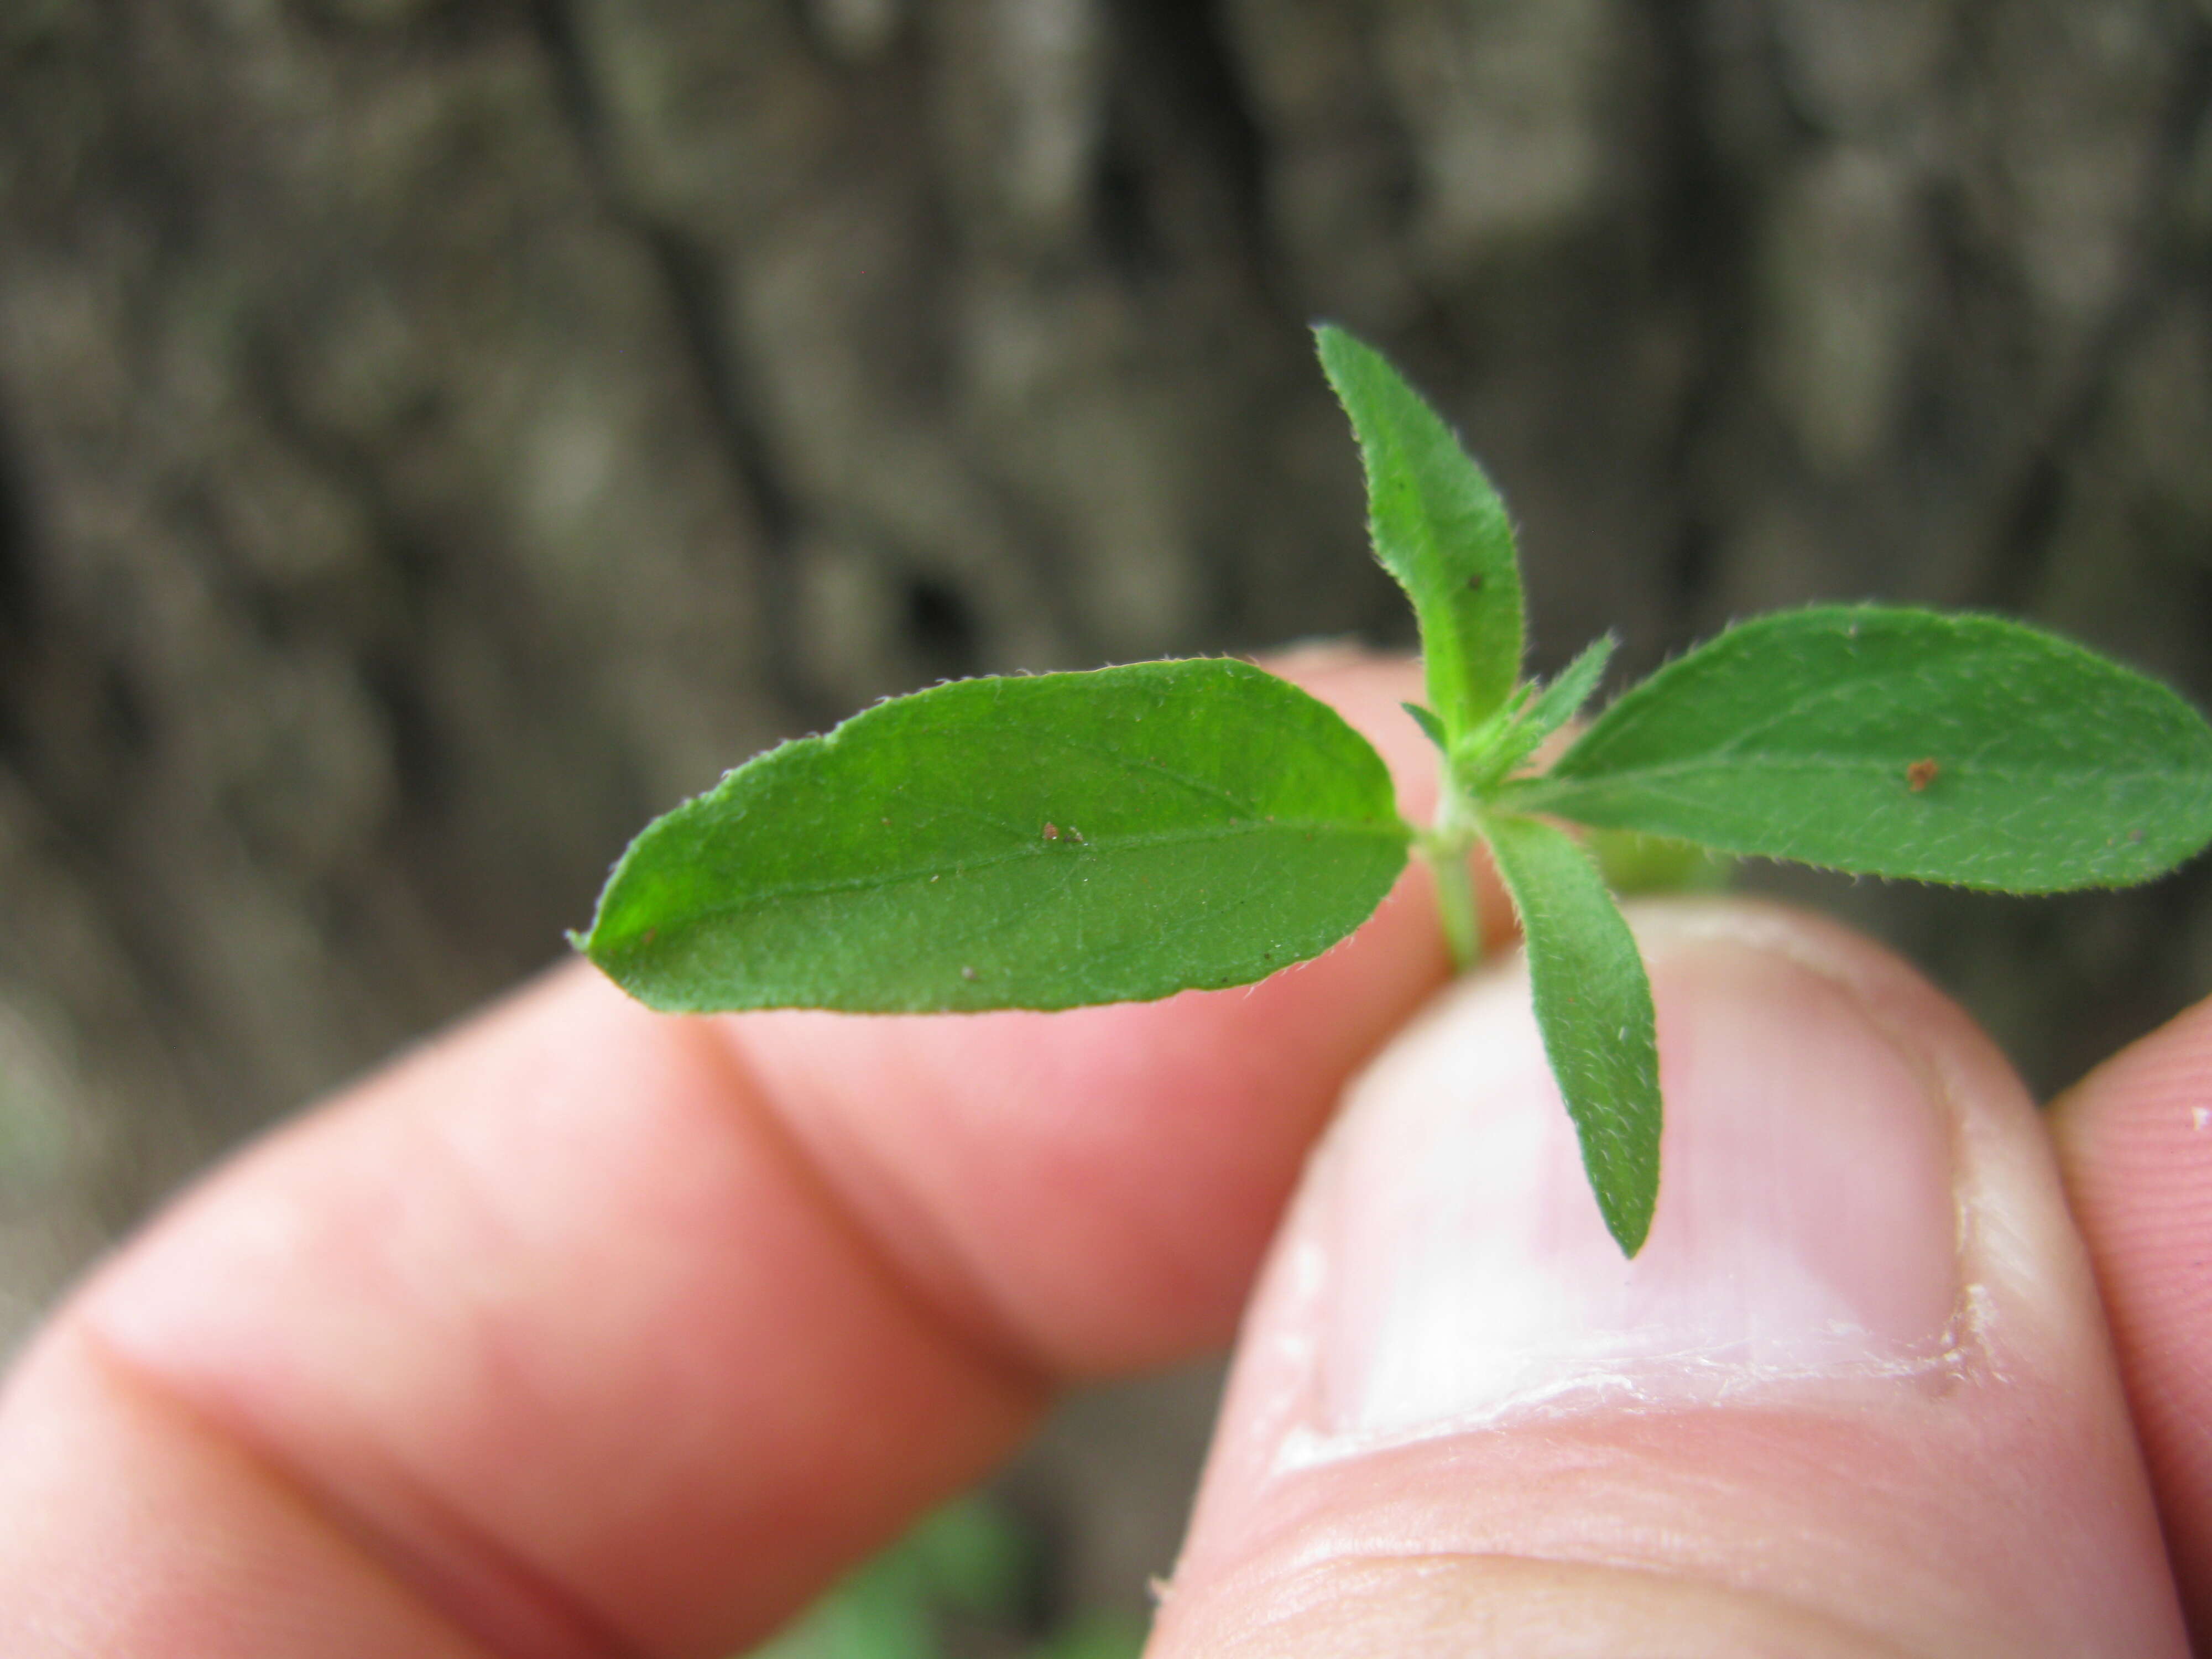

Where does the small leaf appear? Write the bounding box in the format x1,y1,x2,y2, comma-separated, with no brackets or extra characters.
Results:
1508,606,2212,891
1463,633,1616,786
1314,325,1525,739
748,1497,1027,1659
1029,1610,1151,1659
1402,701,1449,751
898,1498,1031,1620
581,660,1411,1013
1515,633,1616,753
1481,812,1661,1255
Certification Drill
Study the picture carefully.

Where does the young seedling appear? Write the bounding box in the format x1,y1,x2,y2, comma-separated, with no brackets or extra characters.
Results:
576,327,2212,1257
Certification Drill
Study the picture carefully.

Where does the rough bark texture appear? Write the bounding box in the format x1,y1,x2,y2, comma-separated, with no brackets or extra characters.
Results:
3,0,2210,1405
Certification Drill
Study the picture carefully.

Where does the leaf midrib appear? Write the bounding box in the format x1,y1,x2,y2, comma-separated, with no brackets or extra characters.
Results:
1564,635,2193,776
1538,750,2202,794
641,813,1408,927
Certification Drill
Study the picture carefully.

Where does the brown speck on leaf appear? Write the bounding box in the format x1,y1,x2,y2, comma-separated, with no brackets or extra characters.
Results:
1907,758,1939,792
881,817,891,827
961,966,979,981
640,926,656,948
1467,572,1484,592
1042,822,1060,841
2131,828,2146,844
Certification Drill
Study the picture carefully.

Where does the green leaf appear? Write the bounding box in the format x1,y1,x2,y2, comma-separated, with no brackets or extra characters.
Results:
581,659,1411,1013
1480,812,1661,1255
1027,1611,1150,1659
1585,827,1732,896
1462,633,1616,787
1507,606,2212,892
1314,325,1525,738
745,1496,1032,1659
1514,634,1616,753
772,1567,938,1659
900,1497,1031,1620
1402,701,1449,752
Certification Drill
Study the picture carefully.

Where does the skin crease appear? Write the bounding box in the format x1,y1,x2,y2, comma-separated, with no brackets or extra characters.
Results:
0,648,2199,1658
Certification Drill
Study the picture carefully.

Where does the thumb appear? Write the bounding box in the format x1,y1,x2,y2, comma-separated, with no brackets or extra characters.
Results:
1155,900,2183,1657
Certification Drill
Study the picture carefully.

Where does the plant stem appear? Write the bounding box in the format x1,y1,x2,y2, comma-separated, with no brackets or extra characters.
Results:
1426,839,1481,970
1420,771,1484,971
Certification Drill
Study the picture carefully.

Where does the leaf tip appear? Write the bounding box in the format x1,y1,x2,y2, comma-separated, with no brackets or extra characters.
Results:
1401,701,1449,752
1603,1194,1656,1259
1310,320,1387,399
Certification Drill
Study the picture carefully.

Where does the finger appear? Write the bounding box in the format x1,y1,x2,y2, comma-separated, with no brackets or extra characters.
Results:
0,651,1499,1659
1158,900,2185,1658
2049,990,2212,1644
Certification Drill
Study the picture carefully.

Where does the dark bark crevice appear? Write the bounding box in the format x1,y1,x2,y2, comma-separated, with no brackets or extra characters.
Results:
521,0,821,724
519,0,797,555
0,401,32,654
1975,11,2212,617
1646,0,1752,629
1103,0,1277,299
633,222,801,556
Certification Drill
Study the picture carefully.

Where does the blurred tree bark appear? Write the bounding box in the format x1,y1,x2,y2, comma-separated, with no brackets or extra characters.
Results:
2,0,2211,1334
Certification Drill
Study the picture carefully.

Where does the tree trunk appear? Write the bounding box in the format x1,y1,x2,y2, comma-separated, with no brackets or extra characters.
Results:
2,0,2209,1362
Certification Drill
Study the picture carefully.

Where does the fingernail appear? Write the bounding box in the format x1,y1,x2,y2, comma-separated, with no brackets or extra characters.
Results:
1296,911,1962,1451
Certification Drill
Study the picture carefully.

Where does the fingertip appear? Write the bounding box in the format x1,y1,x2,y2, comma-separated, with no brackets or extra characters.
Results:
2052,992,2212,1642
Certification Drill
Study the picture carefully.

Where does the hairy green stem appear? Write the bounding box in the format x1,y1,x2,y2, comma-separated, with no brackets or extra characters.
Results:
1425,838,1482,969
1419,771,1485,970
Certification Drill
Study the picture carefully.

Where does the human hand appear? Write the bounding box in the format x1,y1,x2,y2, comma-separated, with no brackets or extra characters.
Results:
0,651,2203,1656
